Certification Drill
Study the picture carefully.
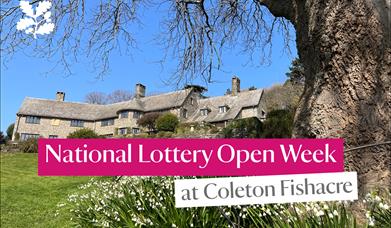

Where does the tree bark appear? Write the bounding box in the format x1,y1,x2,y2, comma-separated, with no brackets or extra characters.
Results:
263,0,391,195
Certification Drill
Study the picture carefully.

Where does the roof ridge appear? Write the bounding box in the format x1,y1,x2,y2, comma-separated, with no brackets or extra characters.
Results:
24,97,105,106
140,88,191,99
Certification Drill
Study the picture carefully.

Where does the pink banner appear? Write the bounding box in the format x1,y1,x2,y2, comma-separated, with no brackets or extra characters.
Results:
38,139,344,176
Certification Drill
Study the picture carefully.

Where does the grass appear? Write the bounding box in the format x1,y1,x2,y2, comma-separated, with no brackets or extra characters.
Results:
0,153,91,227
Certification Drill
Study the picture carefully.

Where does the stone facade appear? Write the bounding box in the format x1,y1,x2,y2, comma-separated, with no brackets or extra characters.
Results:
13,77,265,140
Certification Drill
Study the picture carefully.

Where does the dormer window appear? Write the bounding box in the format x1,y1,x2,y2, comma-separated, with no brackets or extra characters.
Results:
219,106,229,113
133,111,141,119
200,108,209,116
119,111,129,119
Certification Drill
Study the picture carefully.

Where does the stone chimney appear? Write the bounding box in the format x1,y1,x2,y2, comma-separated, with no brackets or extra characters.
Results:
135,83,146,98
231,76,240,96
56,91,65,101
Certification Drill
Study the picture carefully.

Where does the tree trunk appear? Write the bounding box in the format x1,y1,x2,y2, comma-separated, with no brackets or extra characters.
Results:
262,0,391,195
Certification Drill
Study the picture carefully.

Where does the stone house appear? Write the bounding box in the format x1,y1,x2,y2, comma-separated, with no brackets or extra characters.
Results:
12,76,265,140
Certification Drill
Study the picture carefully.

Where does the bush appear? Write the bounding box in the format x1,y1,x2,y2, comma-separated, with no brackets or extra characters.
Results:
6,123,14,140
156,113,179,132
137,112,161,133
261,109,294,138
156,131,173,138
0,132,5,144
67,128,100,138
19,138,38,153
222,117,263,138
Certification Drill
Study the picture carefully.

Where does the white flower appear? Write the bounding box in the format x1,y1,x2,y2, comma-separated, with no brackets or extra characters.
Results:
316,210,325,217
17,17,34,30
333,210,338,216
379,203,389,210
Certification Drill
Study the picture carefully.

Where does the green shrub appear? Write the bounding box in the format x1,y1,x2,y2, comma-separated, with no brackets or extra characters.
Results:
14,132,20,141
6,123,14,140
137,112,161,133
19,138,38,153
156,113,179,132
261,109,294,138
364,190,391,227
0,131,5,144
67,128,100,138
222,117,263,138
156,131,173,138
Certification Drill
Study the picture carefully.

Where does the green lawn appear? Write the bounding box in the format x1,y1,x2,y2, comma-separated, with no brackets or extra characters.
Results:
1,153,91,227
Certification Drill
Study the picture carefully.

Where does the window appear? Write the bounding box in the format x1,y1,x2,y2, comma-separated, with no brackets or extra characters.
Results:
48,135,58,139
119,111,129,119
70,120,84,127
20,133,39,141
51,119,60,126
200,109,209,116
132,128,140,134
119,128,127,135
101,119,114,127
133,111,141,119
219,106,228,113
190,97,194,105
25,116,40,124
182,109,188,118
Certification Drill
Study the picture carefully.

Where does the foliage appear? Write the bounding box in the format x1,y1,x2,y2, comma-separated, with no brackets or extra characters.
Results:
1,153,91,227
156,113,179,132
286,58,305,84
363,190,391,227
64,177,391,227
261,109,294,138
156,131,174,138
262,81,303,112
65,177,226,227
176,122,219,135
6,123,14,140
137,112,162,133
67,128,100,138
222,117,263,138
0,131,5,144
14,132,20,141
19,138,38,153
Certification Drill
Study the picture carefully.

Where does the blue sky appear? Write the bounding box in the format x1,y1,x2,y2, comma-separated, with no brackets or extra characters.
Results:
1,3,297,133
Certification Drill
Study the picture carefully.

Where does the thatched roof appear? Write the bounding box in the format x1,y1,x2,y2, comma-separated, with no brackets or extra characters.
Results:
17,88,193,121
186,89,263,123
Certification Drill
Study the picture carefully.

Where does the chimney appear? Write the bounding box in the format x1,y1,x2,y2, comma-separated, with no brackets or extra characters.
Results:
135,83,146,98
56,91,65,101
231,76,240,96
